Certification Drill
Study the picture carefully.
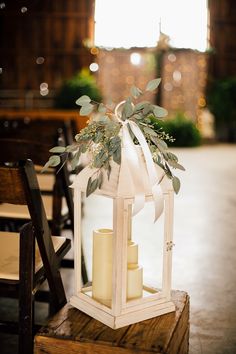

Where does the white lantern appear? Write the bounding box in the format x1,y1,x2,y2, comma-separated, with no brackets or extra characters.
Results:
70,140,176,329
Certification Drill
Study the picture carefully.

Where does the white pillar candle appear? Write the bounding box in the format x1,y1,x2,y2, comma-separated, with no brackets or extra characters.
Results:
92,228,113,306
127,240,138,264
92,229,143,305
127,264,143,300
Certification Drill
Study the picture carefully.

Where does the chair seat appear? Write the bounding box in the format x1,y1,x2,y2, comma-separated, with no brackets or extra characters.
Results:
0,195,68,221
0,231,66,280
37,173,55,192
37,173,75,192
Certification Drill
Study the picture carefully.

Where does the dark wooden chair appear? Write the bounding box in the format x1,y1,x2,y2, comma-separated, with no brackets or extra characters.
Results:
0,158,71,354
0,117,75,146
0,124,88,284
0,117,76,194
0,135,72,235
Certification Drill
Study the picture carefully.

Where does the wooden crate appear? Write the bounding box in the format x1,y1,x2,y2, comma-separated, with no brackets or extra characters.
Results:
34,290,189,354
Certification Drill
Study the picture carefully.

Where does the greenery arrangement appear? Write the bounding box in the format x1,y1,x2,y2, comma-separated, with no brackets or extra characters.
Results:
44,78,185,196
54,68,102,109
156,112,202,147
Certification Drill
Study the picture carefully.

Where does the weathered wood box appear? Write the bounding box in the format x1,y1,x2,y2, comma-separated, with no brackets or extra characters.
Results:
34,290,189,354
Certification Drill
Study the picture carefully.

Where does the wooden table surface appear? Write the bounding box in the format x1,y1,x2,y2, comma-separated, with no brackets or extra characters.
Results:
34,290,189,354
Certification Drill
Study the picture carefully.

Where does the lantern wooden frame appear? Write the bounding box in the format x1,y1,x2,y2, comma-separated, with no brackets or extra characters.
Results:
70,182,175,329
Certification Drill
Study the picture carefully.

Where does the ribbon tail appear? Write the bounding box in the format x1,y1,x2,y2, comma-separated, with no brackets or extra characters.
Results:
121,124,145,216
133,194,145,216
152,184,164,222
129,121,164,222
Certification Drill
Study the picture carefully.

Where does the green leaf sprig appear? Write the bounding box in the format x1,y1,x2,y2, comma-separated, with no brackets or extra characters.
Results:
43,78,185,195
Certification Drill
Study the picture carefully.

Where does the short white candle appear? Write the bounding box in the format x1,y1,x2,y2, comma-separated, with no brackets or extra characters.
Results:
127,240,138,264
127,264,143,300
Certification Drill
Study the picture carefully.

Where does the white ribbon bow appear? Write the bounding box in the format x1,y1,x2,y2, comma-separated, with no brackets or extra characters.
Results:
115,102,164,222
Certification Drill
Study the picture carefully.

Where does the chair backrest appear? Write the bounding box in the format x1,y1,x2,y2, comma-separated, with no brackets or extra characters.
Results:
0,136,74,233
0,158,67,309
0,159,50,234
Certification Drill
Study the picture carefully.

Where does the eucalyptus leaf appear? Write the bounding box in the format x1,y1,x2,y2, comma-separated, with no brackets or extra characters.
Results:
130,85,142,98
76,95,91,106
98,115,110,123
107,163,111,179
157,139,168,150
86,177,99,197
98,171,103,189
41,156,60,172
143,126,157,136
143,103,152,115
164,162,172,177
86,177,92,197
153,105,168,118
127,123,136,141
113,145,121,164
93,130,103,143
144,117,151,124
155,159,165,170
90,178,99,192
94,150,108,168
71,150,82,170
98,103,107,113
134,101,150,112
41,161,52,173
48,155,61,167
80,144,87,153
65,145,78,153
167,159,178,169
49,146,66,153
74,134,80,142
173,162,185,171
166,152,178,162
145,78,161,92
172,176,181,194
132,113,143,120
110,136,121,153
80,103,93,116
122,98,134,120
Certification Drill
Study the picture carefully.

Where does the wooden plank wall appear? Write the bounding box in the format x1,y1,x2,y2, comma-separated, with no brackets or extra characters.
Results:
208,0,236,79
0,0,95,91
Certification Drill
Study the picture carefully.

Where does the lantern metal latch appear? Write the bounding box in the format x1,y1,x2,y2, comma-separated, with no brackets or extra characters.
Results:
166,241,175,252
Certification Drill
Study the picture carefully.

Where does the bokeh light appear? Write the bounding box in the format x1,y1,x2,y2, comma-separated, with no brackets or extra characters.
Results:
36,57,45,64
89,63,99,72
21,7,28,13
130,53,142,66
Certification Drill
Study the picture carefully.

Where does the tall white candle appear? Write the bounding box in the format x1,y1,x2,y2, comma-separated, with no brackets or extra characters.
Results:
92,228,113,306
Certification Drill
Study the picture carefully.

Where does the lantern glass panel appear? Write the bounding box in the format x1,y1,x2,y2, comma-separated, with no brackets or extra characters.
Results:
131,199,164,292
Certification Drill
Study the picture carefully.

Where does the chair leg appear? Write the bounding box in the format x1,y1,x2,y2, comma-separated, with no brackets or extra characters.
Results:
19,223,35,354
